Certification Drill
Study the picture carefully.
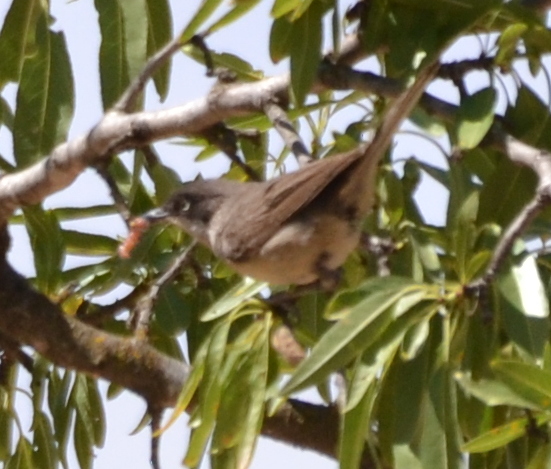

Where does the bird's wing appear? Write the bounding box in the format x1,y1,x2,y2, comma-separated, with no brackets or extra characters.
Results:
217,148,365,260
217,61,439,261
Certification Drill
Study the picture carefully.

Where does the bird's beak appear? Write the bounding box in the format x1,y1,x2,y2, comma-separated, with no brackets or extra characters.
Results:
142,207,170,223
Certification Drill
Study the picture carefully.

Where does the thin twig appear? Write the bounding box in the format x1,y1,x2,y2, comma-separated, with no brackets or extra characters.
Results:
201,124,261,181
80,284,149,326
94,160,132,222
263,100,313,166
190,35,216,77
131,242,197,338
484,193,547,282
114,34,184,113
467,137,551,290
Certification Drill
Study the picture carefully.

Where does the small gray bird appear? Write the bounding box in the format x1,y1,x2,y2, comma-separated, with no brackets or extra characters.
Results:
133,64,437,285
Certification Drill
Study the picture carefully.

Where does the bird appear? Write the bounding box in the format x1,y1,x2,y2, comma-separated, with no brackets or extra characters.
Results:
121,64,438,285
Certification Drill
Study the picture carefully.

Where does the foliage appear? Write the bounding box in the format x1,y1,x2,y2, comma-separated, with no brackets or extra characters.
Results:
1,0,551,468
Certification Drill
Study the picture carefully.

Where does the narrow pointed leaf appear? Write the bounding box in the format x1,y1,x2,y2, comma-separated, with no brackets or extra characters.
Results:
13,15,74,166
200,278,267,321
289,2,322,106
462,414,551,453
181,0,224,43
0,0,38,85
282,278,427,394
146,0,172,100
492,361,551,410
207,0,262,34
94,0,129,109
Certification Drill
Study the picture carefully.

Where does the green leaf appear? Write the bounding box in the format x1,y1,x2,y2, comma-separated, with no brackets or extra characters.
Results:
181,0,224,43
346,302,438,411
418,365,462,469
281,278,428,395
462,414,551,453
289,1,322,106
23,206,65,295
146,162,181,204
160,343,207,434
32,411,58,469
235,316,271,468
271,0,301,18
492,361,551,410
85,377,106,447
94,0,129,109
496,24,528,68
184,320,231,467
118,0,149,82
13,15,74,166
62,230,118,257
289,0,315,20
527,444,551,469
200,278,267,321
455,372,540,409
498,256,550,359
269,16,293,63
71,375,95,444
73,415,93,469
339,380,375,469
450,191,479,283
146,0,172,101
6,438,33,469
0,0,39,85
477,157,537,227
154,284,192,334
500,255,549,319
183,46,264,82
48,370,73,467
212,355,255,452
455,87,496,150
0,373,15,462
504,85,551,150
206,0,262,34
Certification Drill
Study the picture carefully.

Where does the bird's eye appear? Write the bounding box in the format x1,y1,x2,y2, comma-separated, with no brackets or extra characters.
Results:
171,197,191,213
179,199,191,212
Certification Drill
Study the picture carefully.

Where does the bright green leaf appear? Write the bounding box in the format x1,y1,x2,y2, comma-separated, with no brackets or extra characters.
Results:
235,316,271,468
32,411,58,469
269,16,293,63
455,372,540,409
23,206,65,295
181,0,224,43
200,277,267,321
271,0,301,18
282,278,427,395
62,230,118,257
0,0,39,85
206,0,262,34
492,361,551,410
118,0,149,82
339,382,374,469
94,0,129,109
289,2,322,106
13,14,74,166
146,0,172,101
499,255,549,319
455,88,496,150
462,414,551,453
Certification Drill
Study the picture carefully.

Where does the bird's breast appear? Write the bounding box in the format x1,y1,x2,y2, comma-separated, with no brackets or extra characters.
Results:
225,213,361,285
